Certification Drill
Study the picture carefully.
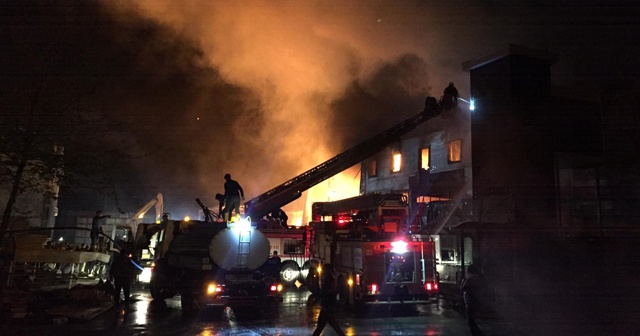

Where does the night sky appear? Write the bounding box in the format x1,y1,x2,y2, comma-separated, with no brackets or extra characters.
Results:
2,1,638,219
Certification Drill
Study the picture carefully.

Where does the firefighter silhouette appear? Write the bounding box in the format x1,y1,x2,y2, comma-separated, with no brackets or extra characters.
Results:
442,82,459,110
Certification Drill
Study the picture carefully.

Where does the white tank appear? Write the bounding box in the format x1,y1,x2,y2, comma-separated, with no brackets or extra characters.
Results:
209,227,270,271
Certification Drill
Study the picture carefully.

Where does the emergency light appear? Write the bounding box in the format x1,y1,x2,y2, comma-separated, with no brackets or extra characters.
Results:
390,240,408,253
228,216,253,231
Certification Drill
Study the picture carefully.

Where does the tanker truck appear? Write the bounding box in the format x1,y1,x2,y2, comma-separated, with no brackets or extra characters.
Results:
136,216,283,314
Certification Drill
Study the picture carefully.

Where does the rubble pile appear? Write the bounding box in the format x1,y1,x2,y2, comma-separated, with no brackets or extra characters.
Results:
46,280,115,321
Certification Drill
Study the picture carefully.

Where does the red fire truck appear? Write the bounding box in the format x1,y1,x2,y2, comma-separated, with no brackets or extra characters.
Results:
305,194,439,306
236,96,444,289
258,225,311,287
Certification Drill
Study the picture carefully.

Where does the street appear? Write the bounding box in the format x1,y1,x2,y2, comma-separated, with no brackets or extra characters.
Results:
2,283,640,336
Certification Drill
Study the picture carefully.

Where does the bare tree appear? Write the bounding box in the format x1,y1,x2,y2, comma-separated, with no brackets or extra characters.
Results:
0,80,140,233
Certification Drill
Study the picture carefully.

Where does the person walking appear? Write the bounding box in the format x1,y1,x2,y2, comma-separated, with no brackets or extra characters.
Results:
221,173,245,221
90,210,110,251
312,263,346,336
460,264,485,336
109,247,139,305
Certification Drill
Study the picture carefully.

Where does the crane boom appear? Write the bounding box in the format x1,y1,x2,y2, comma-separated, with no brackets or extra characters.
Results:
244,97,442,219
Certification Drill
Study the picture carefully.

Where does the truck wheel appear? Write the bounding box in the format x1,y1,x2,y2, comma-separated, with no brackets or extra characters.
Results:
150,279,164,300
179,274,197,315
180,293,195,315
280,262,300,287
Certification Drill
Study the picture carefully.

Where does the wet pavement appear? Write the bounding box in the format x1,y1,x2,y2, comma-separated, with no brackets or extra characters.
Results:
2,284,640,335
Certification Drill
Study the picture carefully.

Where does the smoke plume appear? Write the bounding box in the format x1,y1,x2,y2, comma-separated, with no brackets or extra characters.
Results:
100,1,458,216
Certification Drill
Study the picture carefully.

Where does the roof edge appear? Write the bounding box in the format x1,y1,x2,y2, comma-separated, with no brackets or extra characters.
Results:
462,43,558,72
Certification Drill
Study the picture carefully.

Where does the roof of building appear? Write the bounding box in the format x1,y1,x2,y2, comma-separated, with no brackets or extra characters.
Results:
462,43,558,72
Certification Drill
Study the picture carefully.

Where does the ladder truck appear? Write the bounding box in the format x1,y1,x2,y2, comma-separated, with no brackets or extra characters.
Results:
238,97,443,287
242,97,443,220
306,193,439,306
137,97,443,312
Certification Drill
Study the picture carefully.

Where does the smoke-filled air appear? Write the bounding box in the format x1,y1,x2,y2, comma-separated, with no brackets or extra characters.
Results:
89,1,634,220
99,1,461,221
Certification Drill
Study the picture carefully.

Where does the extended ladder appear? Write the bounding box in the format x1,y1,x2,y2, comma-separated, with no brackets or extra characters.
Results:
244,97,442,219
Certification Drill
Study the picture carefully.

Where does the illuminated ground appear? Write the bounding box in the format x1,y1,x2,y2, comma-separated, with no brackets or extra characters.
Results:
1,285,639,335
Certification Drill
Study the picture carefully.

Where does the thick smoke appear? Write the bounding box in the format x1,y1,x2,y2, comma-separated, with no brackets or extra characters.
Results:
97,0,640,217
100,1,458,216
9,1,632,217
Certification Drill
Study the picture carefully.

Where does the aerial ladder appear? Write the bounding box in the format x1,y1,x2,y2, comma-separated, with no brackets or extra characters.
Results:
243,97,443,220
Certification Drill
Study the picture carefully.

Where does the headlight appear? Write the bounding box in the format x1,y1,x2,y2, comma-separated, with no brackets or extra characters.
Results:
138,267,153,283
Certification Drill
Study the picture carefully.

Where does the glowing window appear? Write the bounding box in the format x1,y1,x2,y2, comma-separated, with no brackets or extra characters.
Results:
448,140,462,163
392,153,402,172
368,160,377,177
421,147,430,170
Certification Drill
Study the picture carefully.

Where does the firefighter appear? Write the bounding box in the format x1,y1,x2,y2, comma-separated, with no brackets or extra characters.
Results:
90,210,110,251
270,208,289,229
214,193,225,219
442,82,459,110
109,247,139,305
312,263,346,336
460,264,485,336
221,173,245,221
264,250,281,280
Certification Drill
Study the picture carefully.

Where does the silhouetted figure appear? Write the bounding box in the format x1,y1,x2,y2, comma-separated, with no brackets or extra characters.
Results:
264,250,281,280
442,82,459,110
271,208,289,229
460,264,485,336
109,247,139,304
91,210,110,251
312,263,346,336
221,174,245,221
271,250,281,260
214,193,225,218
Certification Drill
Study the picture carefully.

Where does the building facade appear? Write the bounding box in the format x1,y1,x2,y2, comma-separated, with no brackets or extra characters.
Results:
361,44,613,237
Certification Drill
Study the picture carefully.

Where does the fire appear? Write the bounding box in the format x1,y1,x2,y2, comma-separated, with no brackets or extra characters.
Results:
283,165,360,226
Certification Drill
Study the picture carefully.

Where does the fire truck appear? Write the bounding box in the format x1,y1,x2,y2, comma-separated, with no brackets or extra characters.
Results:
305,193,439,306
235,96,444,287
134,96,444,312
258,225,311,287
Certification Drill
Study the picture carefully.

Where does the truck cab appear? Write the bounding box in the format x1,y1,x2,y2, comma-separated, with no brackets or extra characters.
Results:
306,194,439,306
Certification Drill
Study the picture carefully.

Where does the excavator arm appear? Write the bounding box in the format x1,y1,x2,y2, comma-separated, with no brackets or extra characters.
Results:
244,97,442,219
130,193,164,235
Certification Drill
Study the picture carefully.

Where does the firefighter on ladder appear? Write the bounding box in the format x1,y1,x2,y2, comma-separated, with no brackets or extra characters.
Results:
442,82,459,110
